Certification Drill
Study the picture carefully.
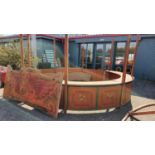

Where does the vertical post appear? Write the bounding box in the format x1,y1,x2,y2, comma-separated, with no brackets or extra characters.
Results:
122,35,132,83
93,43,97,69
131,35,141,76
31,34,37,57
101,44,105,70
81,47,85,68
109,39,115,70
85,44,88,68
64,34,69,113
120,35,131,105
20,34,24,68
27,34,32,67
53,38,56,67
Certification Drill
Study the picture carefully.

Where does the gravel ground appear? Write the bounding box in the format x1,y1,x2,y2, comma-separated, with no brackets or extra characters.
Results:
0,80,155,121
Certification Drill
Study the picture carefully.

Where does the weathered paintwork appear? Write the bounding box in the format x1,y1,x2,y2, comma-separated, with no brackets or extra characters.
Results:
66,83,132,110
3,68,63,118
0,66,7,85
41,68,133,111
3,67,133,117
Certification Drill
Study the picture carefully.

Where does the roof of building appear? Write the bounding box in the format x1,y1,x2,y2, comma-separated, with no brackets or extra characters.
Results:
0,34,63,40
0,34,132,40
0,34,154,41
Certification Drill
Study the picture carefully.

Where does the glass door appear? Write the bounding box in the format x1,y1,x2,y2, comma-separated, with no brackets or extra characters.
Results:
95,44,104,69
80,44,87,68
128,42,136,65
104,43,112,69
87,44,94,68
95,43,112,69
114,42,136,72
79,43,94,68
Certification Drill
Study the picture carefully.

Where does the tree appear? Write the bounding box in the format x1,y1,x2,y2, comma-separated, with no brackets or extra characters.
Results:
0,43,21,69
0,42,40,69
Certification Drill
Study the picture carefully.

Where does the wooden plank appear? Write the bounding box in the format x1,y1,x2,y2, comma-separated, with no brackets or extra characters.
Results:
122,104,155,121
129,104,155,113
109,39,115,70
64,34,69,113
120,35,131,105
131,35,141,76
20,34,24,67
53,38,56,66
131,111,155,116
122,35,131,84
27,34,32,67
3,67,63,118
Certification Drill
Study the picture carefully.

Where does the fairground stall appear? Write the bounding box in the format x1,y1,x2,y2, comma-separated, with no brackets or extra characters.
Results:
3,34,140,118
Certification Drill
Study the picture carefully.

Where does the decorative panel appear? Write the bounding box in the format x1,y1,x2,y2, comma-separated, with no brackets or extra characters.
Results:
121,83,132,105
68,87,96,110
3,67,63,118
98,85,122,109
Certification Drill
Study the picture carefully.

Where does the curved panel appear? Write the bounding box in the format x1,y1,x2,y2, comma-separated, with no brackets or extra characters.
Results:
98,85,122,109
68,87,96,110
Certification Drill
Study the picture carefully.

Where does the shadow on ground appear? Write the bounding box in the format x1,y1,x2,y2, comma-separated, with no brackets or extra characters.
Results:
0,97,132,121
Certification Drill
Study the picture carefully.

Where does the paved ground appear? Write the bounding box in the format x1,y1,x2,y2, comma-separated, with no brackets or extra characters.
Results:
0,80,155,121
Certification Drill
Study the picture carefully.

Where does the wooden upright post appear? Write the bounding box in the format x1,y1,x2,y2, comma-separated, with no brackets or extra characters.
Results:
20,34,24,68
109,39,115,70
122,35,132,84
53,38,56,66
64,34,69,113
27,34,32,67
131,35,141,76
81,48,85,68
120,35,131,105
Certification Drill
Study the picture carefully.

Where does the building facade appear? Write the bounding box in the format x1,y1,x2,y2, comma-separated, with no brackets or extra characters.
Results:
0,34,155,81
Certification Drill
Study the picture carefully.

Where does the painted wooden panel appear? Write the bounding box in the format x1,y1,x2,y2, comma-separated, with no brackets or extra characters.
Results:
3,68,63,118
68,87,96,110
98,85,122,109
121,83,132,105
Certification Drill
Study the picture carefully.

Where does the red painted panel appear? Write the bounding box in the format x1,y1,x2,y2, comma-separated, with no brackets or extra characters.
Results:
0,66,7,83
98,86,122,109
3,68,63,118
121,83,132,105
68,87,96,110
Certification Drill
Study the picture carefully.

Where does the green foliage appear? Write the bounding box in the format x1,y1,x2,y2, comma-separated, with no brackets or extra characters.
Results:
0,42,40,69
0,42,21,69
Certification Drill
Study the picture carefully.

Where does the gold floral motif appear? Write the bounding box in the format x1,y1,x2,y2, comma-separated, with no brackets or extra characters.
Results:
107,93,114,99
79,94,86,101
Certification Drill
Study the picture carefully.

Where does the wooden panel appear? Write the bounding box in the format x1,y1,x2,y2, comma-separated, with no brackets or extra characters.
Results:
69,72,91,81
59,86,65,109
121,83,132,105
3,68,63,118
41,68,108,81
0,66,7,84
68,87,96,110
98,85,122,109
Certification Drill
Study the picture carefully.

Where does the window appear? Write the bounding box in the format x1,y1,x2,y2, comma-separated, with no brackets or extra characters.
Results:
128,42,136,65
80,44,87,67
96,44,104,69
105,43,112,68
87,44,93,68
79,43,94,68
115,42,126,65
95,43,112,69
